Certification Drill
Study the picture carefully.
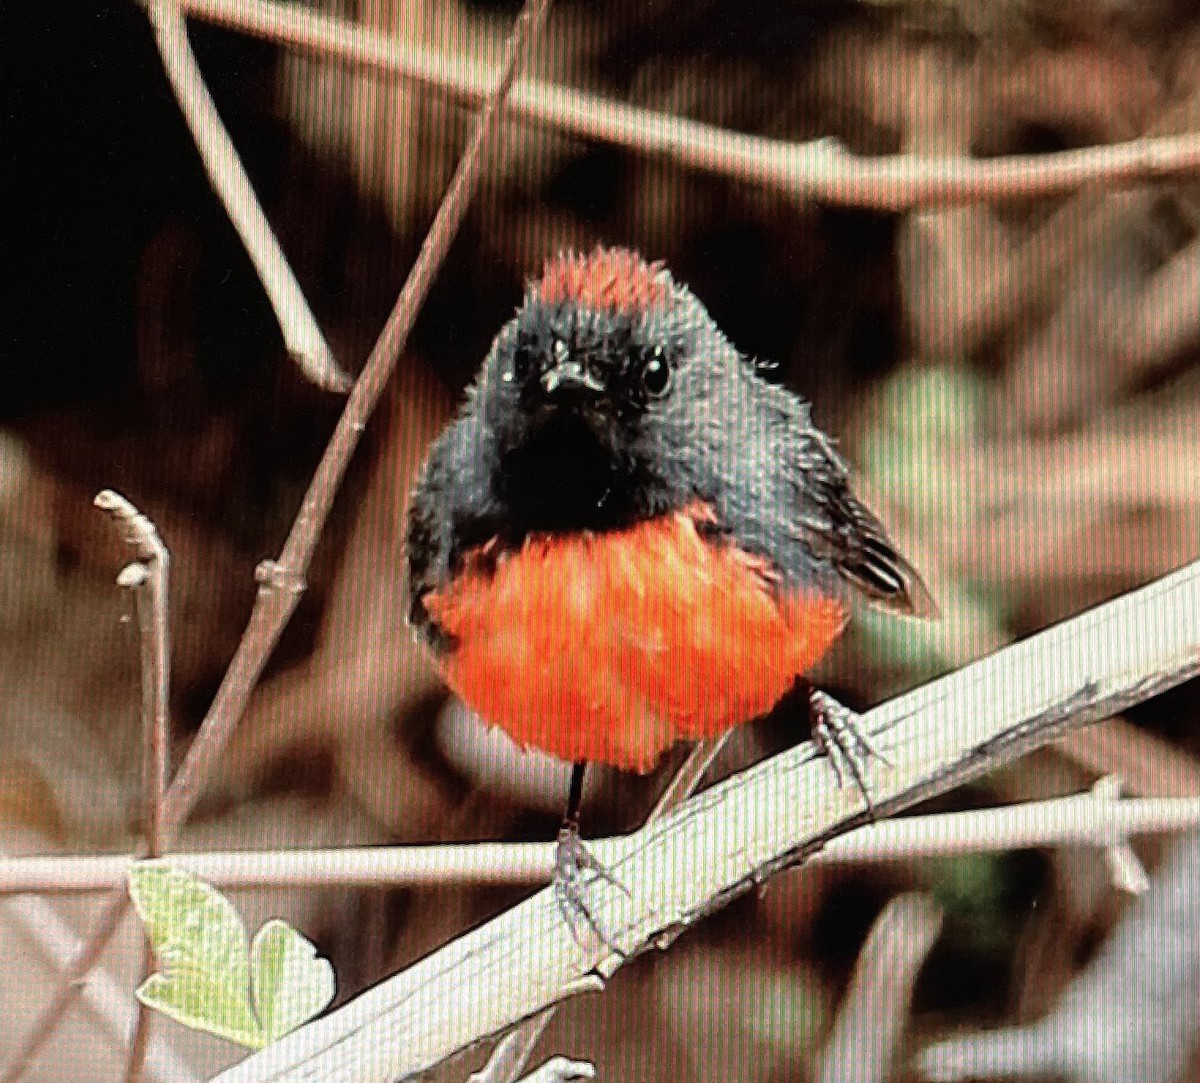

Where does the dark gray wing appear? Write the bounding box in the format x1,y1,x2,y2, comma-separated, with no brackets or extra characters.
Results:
790,426,938,619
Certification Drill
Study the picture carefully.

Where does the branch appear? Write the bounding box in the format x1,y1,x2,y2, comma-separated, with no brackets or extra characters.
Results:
93,491,172,1083
5,493,178,1083
158,0,551,863
4,787,1200,895
211,559,1200,1083
172,0,1200,210
467,1009,556,1083
94,491,171,859
144,0,350,393
0,1,552,1078
816,893,943,1083
0,888,198,1083
512,1059,593,1083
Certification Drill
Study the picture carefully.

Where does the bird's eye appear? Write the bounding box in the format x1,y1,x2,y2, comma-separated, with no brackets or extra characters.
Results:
512,345,534,380
639,346,671,398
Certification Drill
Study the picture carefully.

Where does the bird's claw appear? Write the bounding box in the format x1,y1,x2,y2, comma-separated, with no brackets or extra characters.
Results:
554,823,629,955
809,689,889,818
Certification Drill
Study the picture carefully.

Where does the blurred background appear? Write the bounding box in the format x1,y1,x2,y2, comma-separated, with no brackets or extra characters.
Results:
3,0,1200,1079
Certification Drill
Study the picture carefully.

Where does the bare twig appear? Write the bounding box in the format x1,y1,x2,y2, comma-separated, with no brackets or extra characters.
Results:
816,893,944,1083
5,786,1200,895
94,492,171,859
0,3,551,1078
168,0,1200,210
159,0,551,839
144,0,349,393
211,559,1200,1083
1090,777,1150,896
467,1010,557,1083
0,887,199,1083
93,491,172,1083
0,896,130,1083
648,736,728,821
124,975,155,1083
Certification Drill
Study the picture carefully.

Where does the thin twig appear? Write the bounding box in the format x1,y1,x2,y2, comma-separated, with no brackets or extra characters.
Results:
0,887,199,1083
816,893,944,1083
648,736,728,821
4,786,1200,895
0,894,137,1083
467,1009,557,1083
0,3,551,1078
211,558,1200,1083
514,1058,594,1083
144,0,349,393
160,0,552,839
921,825,1200,1082
125,952,155,1083
93,492,172,1083
94,492,171,859
170,0,1200,210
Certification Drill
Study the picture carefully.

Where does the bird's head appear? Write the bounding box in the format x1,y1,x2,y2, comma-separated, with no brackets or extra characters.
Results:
472,247,740,531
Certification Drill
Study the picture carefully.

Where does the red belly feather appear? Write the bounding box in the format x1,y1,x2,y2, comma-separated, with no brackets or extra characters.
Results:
423,505,847,772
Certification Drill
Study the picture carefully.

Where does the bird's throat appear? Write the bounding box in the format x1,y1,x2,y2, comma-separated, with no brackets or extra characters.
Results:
498,410,625,533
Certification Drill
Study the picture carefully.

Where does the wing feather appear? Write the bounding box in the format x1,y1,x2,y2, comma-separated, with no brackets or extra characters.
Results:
789,427,938,619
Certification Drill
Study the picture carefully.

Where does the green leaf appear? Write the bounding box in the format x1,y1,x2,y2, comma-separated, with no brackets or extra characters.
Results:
128,861,334,1049
129,860,262,1047
251,919,336,1042
136,971,263,1050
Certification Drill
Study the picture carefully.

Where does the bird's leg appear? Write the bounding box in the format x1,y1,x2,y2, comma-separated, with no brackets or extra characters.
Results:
554,761,629,952
807,686,891,818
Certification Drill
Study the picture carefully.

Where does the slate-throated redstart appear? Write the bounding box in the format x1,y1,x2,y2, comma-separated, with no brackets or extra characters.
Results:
405,247,936,926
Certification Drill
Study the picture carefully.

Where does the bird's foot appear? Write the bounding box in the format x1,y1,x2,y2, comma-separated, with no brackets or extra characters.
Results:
554,822,629,955
809,689,890,818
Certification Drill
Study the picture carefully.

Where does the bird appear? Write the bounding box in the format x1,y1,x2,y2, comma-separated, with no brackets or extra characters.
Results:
405,246,936,934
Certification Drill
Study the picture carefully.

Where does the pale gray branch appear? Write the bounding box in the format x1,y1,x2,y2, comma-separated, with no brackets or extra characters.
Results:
210,559,1200,1083
467,1010,556,1083
515,1058,594,1083
921,825,1200,1082
3,788,1199,895
1,2,552,1075
475,735,732,1083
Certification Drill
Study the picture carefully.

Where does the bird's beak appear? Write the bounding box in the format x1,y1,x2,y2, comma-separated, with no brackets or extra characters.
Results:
540,358,605,401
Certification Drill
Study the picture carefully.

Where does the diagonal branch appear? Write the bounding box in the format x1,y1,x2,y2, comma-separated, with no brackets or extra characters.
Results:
212,558,1200,1083
144,0,350,393
0,1,552,1078
0,889,198,1083
172,0,1200,210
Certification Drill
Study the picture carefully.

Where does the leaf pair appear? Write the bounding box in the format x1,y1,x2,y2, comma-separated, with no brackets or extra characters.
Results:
128,861,335,1049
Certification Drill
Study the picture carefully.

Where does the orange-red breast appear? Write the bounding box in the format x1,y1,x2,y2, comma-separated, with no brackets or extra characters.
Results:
405,247,934,780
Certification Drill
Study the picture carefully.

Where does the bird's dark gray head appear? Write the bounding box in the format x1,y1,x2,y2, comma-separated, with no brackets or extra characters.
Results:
470,247,743,532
